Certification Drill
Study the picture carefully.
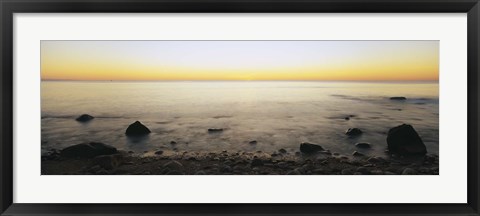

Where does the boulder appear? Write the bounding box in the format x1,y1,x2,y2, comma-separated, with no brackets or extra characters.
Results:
60,142,117,158
75,114,94,122
355,142,371,148
299,142,324,154
125,121,151,136
387,124,427,156
249,140,257,145
390,96,407,100
345,128,362,136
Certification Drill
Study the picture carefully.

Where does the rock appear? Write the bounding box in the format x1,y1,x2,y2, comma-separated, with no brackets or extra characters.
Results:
387,124,427,156
251,158,264,167
170,141,177,145
249,140,257,144
352,151,364,157
75,114,94,122
355,142,371,148
94,154,123,170
390,96,407,100
345,128,362,136
300,142,324,154
278,148,287,154
208,128,223,132
60,142,117,158
163,160,184,170
402,168,417,175
344,116,350,120
154,150,164,155
125,121,151,136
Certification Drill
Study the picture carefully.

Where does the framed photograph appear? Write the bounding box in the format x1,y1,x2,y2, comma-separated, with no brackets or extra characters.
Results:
1,0,479,215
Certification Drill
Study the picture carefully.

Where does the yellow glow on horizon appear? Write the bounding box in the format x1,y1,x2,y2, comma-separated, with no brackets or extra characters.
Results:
41,41,439,81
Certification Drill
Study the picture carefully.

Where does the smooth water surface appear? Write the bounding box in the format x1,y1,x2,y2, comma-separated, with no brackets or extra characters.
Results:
41,81,439,157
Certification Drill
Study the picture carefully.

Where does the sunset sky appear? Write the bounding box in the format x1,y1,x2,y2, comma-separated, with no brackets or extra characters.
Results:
41,41,439,81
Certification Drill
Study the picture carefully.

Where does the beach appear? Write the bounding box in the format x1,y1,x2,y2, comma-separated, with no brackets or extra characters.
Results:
41,148,439,175
41,81,439,175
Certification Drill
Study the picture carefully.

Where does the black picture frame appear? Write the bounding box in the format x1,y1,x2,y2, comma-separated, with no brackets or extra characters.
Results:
1,0,479,215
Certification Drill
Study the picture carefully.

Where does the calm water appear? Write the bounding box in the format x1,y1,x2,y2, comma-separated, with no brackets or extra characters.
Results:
41,81,439,157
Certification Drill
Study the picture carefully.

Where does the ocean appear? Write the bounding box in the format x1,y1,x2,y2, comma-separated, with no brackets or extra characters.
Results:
41,81,439,158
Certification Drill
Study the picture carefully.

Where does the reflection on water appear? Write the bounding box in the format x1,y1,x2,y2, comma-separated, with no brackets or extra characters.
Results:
41,81,439,157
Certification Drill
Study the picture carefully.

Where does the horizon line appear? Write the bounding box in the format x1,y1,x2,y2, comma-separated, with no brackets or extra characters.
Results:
41,79,439,82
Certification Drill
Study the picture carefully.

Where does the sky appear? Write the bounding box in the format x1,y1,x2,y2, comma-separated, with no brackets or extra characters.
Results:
41,41,439,81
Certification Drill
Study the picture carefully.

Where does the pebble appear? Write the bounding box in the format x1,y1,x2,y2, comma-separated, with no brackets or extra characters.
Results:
352,151,364,157
355,143,371,148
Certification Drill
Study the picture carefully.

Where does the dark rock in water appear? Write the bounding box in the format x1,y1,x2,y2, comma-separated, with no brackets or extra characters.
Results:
278,148,287,154
352,151,364,157
345,128,363,136
125,121,151,136
154,150,164,155
344,116,350,120
355,142,371,148
390,96,407,100
300,142,324,154
251,158,264,167
60,142,117,158
75,114,94,122
387,124,427,156
249,140,257,145
170,141,177,145
208,128,224,132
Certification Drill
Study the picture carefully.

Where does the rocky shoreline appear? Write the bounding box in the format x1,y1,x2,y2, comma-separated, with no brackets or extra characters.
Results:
41,113,438,175
41,147,439,175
